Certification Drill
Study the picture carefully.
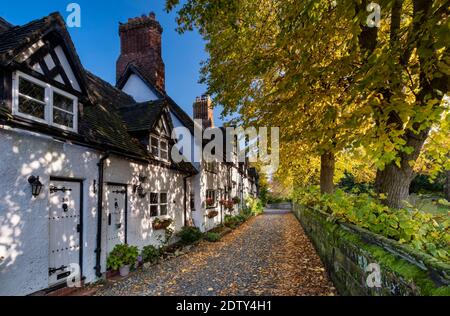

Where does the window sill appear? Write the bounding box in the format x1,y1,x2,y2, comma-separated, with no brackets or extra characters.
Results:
150,216,172,222
10,115,79,135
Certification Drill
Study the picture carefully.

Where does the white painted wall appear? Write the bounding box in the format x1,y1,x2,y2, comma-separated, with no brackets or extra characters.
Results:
0,127,99,296
121,74,159,102
54,46,81,92
0,126,189,296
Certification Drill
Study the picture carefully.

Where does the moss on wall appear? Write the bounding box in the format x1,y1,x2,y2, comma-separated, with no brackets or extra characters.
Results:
293,203,450,296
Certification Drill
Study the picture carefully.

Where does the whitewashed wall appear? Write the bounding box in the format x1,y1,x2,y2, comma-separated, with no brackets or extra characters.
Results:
0,126,189,296
0,127,99,296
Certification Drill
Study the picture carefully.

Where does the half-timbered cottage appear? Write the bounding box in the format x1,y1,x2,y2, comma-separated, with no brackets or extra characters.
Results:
0,11,258,296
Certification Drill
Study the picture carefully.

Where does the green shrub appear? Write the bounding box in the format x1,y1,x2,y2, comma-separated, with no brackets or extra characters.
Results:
107,244,139,271
245,197,264,216
224,214,248,229
141,245,161,263
224,215,240,229
204,232,221,242
337,172,373,194
292,186,450,262
177,226,203,245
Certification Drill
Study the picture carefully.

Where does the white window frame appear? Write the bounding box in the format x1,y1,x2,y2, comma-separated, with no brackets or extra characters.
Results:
159,192,168,216
160,139,169,161
149,192,169,218
206,189,216,209
149,134,169,162
12,71,78,133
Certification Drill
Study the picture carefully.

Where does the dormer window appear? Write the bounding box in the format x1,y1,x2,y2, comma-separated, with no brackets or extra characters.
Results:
12,72,78,132
150,134,169,161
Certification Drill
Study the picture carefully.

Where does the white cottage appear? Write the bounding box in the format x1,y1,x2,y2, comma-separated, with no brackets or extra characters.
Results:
0,11,258,296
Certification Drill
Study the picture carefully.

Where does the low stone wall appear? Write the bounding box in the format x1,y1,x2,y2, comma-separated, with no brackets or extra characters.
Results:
266,202,293,210
293,203,450,296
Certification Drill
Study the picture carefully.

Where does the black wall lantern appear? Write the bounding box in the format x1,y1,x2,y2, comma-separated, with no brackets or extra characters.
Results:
133,184,147,199
28,176,43,198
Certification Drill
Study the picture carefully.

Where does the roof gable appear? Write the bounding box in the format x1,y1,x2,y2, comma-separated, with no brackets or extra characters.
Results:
116,64,164,101
118,99,169,133
0,13,89,95
0,17,13,34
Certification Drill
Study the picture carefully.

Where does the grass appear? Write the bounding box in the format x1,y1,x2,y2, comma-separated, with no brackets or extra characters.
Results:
408,193,450,217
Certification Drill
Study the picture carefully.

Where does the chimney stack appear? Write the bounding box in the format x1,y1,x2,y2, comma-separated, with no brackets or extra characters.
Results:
193,95,214,129
116,12,165,92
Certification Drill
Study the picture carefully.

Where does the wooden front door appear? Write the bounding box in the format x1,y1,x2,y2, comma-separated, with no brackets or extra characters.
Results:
106,185,127,255
48,180,82,287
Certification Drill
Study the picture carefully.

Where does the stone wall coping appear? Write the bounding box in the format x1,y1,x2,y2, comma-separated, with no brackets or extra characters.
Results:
296,204,450,285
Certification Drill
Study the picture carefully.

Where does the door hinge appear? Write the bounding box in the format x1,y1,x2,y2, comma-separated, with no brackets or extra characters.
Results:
50,186,72,194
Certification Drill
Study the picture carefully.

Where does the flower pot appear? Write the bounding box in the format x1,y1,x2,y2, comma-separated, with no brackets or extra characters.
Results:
207,210,219,219
152,219,173,230
119,265,130,277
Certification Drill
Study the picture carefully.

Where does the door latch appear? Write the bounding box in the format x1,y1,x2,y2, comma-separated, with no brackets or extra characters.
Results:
49,265,68,276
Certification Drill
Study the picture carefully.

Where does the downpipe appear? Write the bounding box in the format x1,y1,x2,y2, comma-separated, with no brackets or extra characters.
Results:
95,152,110,278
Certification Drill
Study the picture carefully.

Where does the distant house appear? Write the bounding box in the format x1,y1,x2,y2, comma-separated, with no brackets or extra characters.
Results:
0,12,258,296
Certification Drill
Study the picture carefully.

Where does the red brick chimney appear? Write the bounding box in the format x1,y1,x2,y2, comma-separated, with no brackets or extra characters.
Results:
116,12,165,92
193,95,214,129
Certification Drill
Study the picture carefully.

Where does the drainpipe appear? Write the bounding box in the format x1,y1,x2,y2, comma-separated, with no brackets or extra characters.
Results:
183,175,192,227
95,152,110,278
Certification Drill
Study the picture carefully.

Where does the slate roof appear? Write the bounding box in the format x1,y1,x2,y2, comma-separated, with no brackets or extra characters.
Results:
119,99,166,132
81,71,147,156
115,64,198,135
0,17,13,34
0,13,57,64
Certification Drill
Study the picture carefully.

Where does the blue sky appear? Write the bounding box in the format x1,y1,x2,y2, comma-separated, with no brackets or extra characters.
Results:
1,0,225,125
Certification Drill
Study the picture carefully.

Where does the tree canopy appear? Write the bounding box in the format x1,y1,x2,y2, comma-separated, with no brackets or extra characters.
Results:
166,0,450,208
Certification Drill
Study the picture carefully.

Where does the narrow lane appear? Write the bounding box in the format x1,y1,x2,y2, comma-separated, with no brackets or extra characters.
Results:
94,210,337,296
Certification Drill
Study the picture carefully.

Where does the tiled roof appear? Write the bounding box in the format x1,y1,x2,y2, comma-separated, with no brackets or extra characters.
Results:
0,13,58,64
86,70,136,109
81,71,147,156
0,17,13,34
119,100,165,132
116,64,198,135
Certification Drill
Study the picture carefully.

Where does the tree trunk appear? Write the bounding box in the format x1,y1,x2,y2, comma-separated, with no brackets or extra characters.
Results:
320,152,335,194
375,128,430,209
445,170,450,202
375,164,412,209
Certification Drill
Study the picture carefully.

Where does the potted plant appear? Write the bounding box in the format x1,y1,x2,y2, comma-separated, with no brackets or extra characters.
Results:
153,218,173,230
107,244,139,277
222,200,234,212
207,210,219,218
